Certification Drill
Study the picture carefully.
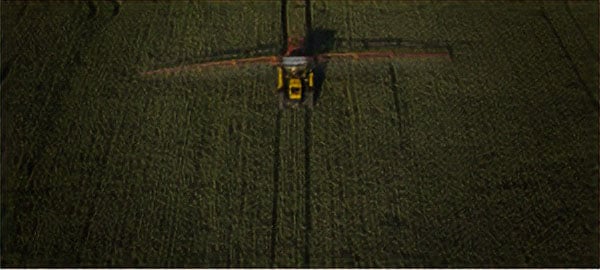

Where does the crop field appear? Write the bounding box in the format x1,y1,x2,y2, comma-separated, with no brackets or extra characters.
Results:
1,0,598,267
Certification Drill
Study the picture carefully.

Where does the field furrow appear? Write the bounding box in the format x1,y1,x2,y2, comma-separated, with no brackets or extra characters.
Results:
272,109,307,267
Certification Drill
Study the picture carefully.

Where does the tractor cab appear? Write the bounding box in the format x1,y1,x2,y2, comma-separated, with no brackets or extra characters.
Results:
288,77,303,100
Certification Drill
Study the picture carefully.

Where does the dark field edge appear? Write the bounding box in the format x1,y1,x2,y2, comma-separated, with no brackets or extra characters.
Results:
540,8,598,111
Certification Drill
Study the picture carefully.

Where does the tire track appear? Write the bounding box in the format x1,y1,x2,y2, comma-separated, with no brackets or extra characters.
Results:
280,0,289,54
270,0,289,266
305,0,312,37
540,9,598,111
388,64,405,146
302,108,312,267
563,1,597,59
269,111,282,267
271,0,316,266
344,69,360,170
292,110,300,264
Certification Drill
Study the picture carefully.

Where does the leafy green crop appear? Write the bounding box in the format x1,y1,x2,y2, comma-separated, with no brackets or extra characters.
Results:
1,0,598,268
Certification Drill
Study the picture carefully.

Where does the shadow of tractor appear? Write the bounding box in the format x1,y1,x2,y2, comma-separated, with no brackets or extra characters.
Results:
306,28,336,105
304,28,454,106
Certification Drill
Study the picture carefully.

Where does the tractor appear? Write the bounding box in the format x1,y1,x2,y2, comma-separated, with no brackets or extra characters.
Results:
276,37,315,109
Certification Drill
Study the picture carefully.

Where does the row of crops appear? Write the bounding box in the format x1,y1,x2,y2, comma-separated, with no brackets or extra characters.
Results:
1,0,598,267
303,0,598,266
2,1,283,266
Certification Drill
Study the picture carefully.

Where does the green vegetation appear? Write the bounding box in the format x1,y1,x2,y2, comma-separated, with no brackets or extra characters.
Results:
1,2,280,267
1,0,598,267
307,1,598,266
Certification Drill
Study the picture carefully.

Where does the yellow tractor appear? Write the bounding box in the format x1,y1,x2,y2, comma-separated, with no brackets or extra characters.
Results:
277,56,315,109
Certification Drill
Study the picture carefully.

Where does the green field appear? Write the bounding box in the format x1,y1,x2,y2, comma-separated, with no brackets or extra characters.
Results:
1,0,598,267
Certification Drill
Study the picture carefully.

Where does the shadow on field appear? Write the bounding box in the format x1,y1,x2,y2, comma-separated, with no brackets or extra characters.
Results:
1,58,14,85
86,1,97,18
86,0,122,18
112,1,121,16
304,28,454,106
306,28,336,105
